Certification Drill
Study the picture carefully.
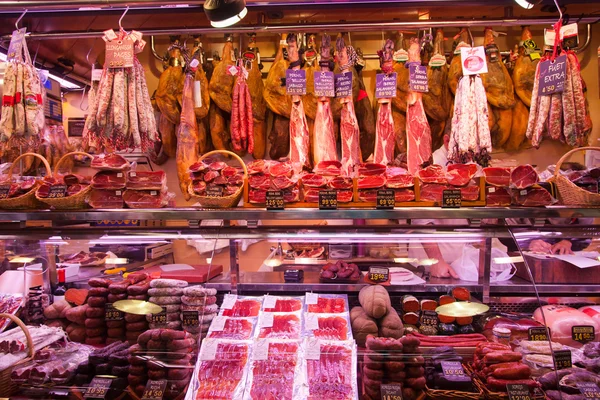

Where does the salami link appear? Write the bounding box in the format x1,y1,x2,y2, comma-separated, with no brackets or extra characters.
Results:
562,56,577,147
239,75,248,151
548,93,563,141
245,83,254,154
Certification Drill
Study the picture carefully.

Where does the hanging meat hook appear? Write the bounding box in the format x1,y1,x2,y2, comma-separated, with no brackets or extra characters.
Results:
15,9,27,30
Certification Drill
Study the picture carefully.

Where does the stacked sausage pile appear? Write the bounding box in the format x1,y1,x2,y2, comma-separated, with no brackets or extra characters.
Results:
125,274,152,343
181,285,218,340
85,277,111,345
73,341,132,392
129,329,195,399
424,346,475,391
147,279,188,330
363,335,425,400
473,342,538,394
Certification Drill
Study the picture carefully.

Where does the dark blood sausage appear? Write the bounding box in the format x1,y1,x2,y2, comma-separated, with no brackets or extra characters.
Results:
86,327,107,338
167,338,195,351
129,365,146,376
127,374,146,387
89,278,113,288
406,377,426,390
125,314,146,323
106,320,123,328
161,330,186,341
108,281,130,294
108,293,128,303
167,368,191,381
112,365,130,377
127,321,148,331
148,369,166,380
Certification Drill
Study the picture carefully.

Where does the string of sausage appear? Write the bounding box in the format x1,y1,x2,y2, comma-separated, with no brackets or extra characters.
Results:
231,66,254,153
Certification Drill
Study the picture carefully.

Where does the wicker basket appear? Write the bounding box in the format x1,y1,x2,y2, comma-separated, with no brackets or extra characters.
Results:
35,151,93,210
0,313,34,397
467,363,545,400
188,150,247,209
425,383,483,400
549,146,600,206
0,153,52,210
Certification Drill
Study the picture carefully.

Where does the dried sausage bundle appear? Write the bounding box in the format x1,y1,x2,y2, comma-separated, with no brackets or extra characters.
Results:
230,64,254,154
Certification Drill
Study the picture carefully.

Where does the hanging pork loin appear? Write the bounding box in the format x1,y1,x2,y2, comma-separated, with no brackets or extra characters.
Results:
287,33,310,172
373,39,396,165
245,34,267,159
391,33,409,155
265,34,291,159
208,38,235,150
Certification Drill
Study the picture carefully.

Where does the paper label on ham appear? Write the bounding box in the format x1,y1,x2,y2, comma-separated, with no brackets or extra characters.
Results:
210,316,226,331
305,313,320,330
105,37,134,68
334,72,353,98
91,68,103,82
221,294,237,310
461,46,488,75
263,295,277,309
537,55,566,96
375,72,398,98
305,292,319,305
254,339,270,361
260,312,274,328
409,65,429,93
200,339,219,361
286,69,306,95
314,71,335,97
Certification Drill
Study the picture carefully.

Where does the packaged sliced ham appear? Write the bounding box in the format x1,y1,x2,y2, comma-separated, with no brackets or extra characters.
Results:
207,317,257,340
126,171,166,191
510,164,538,189
244,339,302,400
304,293,348,314
219,295,263,318
122,190,172,209
256,312,302,339
533,305,600,348
88,189,124,209
262,296,304,313
483,167,511,187
90,154,130,171
303,312,352,340
91,171,126,190
579,306,600,325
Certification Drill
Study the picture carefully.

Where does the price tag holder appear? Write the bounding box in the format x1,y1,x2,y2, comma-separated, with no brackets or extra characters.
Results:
421,310,439,326
260,312,274,328
150,311,167,324
381,383,403,400
442,189,462,208
441,361,470,381
506,383,532,400
105,303,124,321
48,185,68,199
555,349,572,370
182,311,199,328
576,382,600,399
286,69,307,96
0,185,11,199
408,65,428,93
572,325,595,344
305,313,320,330
376,190,395,209
266,190,284,210
263,295,277,309
334,71,353,98
537,55,566,96
200,339,219,361
375,72,398,98
84,377,113,399
528,327,549,342
368,267,389,283
206,186,223,197
142,380,167,400
314,71,335,97
319,190,338,210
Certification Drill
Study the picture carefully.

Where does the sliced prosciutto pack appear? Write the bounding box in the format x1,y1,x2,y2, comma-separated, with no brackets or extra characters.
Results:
483,167,511,187
207,317,257,340
486,186,512,206
91,171,126,190
256,312,302,339
513,187,555,207
90,154,130,171
305,293,348,314
88,189,124,209
122,190,172,209
303,312,352,341
219,295,263,318
262,296,304,313
126,171,166,191
510,164,539,189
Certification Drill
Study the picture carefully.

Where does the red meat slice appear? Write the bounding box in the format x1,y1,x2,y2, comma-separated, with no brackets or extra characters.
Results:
249,189,267,204
358,163,387,177
510,165,539,189
247,159,268,175
418,164,447,184
303,188,321,203
62,174,91,186
208,161,227,171
514,187,554,206
460,183,480,201
308,297,346,313
328,177,353,190
313,316,349,340
18,178,36,192
213,175,228,186
302,173,328,188
283,187,300,203
203,170,220,183
358,190,377,202
313,160,342,176
447,164,478,187
221,299,262,317
67,184,86,196
483,167,511,187
307,344,353,400
263,299,303,313
268,162,293,177
258,314,301,339
248,174,271,190
272,175,296,190
228,174,244,186
395,189,415,202
208,318,254,340
196,342,249,399
91,153,128,171
486,186,512,206
192,181,207,195
126,171,166,190
89,189,124,209
420,184,450,202
123,190,166,209
386,174,414,188
91,171,126,190
222,166,240,178
249,342,299,400
224,185,239,196
338,190,353,203
189,161,209,173
357,175,386,189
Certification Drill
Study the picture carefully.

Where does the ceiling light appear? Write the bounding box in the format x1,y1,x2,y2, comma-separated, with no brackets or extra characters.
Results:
514,0,542,9
204,0,248,28
0,52,81,89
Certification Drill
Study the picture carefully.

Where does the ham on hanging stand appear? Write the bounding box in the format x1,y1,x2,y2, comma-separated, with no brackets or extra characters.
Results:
336,36,362,177
287,33,310,173
373,39,396,165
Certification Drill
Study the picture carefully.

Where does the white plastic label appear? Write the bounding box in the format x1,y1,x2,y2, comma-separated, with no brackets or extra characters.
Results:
190,59,200,68
91,69,103,82
117,173,123,178
103,29,117,41
305,338,321,360
228,65,238,76
520,190,528,196
545,29,556,46
115,190,122,196
129,172,137,177
560,23,578,39
150,191,157,196
130,30,143,42
221,294,237,310
260,313,274,328
488,187,496,193
193,80,202,108
254,339,270,361
305,292,318,305
263,295,277,309
200,340,218,361
305,313,320,330
210,316,226,331
461,46,488,75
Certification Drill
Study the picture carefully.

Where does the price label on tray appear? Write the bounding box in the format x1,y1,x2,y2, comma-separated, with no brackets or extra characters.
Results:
368,267,389,283
572,325,595,344
200,339,219,361
441,361,469,381
314,71,335,97
260,312,274,328
305,337,321,360
576,382,600,399
84,376,113,399
266,190,284,210
182,310,199,328
305,313,320,330
305,292,319,305
537,54,566,96
528,327,549,342
380,383,403,400
263,295,277,309
506,383,532,400
286,69,307,96
0,185,11,199
142,379,167,400
408,65,428,93
48,185,68,199
375,72,398,98
442,189,462,208
206,186,224,197
420,310,439,326
150,311,167,324
254,339,270,361
221,294,237,309
376,190,395,209
555,349,572,369
104,303,124,321
210,316,226,331
319,190,338,210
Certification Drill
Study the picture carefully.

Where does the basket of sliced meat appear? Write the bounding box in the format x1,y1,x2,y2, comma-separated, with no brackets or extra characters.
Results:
0,153,52,210
188,150,247,208
550,146,600,206
35,152,93,210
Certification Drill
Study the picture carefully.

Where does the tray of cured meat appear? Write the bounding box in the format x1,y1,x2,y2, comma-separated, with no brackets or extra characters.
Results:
219,295,263,318
59,251,109,267
0,294,22,332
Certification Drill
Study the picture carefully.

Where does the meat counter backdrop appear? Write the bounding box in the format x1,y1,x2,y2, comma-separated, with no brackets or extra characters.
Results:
60,25,600,208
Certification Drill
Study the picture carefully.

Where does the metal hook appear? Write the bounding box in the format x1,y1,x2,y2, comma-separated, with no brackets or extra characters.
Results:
85,44,94,66
118,6,129,31
15,9,27,30
79,85,89,111
552,0,563,22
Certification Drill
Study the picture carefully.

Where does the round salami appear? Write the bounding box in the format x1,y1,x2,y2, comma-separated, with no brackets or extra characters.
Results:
149,279,188,288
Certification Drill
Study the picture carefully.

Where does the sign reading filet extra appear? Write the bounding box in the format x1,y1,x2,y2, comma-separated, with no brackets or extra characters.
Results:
537,55,567,96
314,71,335,97
286,69,307,96
380,383,403,400
506,383,532,400
375,72,398,98
105,36,134,69
409,65,428,93
335,72,353,98
461,46,488,75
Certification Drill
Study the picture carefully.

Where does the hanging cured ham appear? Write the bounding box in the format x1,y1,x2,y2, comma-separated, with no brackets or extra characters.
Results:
336,36,362,176
373,39,396,165
312,34,337,165
208,38,235,151
406,38,432,174
287,34,310,172
391,33,409,155
448,28,470,95
176,72,200,201
354,48,377,160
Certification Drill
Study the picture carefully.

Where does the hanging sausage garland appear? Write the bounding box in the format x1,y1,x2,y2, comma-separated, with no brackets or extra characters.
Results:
86,29,159,152
230,53,255,154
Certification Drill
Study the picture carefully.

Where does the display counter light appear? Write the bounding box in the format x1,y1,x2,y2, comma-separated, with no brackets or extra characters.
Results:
514,0,542,9
204,0,248,28
9,257,35,264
